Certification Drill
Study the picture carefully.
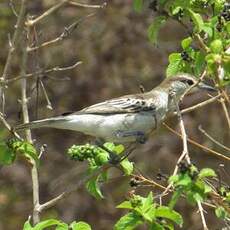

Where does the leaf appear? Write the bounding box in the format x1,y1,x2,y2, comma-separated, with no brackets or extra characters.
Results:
33,219,64,230
0,142,16,165
55,223,68,230
149,222,165,230
142,192,154,211
148,16,166,44
176,174,192,187
193,193,203,203
116,201,133,210
210,39,223,54
114,144,125,154
120,158,133,175
155,206,183,226
166,53,183,77
86,177,104,199
70,221,92,230
23,220,33,230
194,51,205,76
187,9,204,32
114,212,143,230
181,37,192,50
215,206,228,219
169,189,182,209
198,168,217,178
133,0,143,13
20,142,39,165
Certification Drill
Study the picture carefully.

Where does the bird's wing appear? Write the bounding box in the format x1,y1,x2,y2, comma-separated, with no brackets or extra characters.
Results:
71,94,157,115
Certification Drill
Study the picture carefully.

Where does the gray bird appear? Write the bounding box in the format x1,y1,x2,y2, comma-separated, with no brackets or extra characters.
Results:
15,73,214,143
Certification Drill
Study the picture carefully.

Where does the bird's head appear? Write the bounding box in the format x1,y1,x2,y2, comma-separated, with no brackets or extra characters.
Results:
158,73,215,99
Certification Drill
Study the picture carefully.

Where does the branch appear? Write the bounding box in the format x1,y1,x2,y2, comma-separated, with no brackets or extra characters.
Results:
38,164,110,212
197,201,209,230
163,123,230,161
198,125,230,152
162,94,191,195
20,32,40,224
26,0,68,27
2,61,82,85
68,1,107,8
220,97,230,129
0,0,27,113
179,94,221,115
27,13,95,52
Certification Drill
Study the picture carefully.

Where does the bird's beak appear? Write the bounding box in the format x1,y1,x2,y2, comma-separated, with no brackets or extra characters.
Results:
197,82,217,92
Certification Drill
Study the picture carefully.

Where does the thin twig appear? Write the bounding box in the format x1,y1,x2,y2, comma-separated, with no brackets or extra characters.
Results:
27,14,95,52
220,97,230,129
68,1,107,8
198,125,230,152
38,164,110,212
162,94,191,195
26,0,69,27
2,61,82,85
1,0,27,114
197,201,209,230
179,94,221,115
163,123,230,161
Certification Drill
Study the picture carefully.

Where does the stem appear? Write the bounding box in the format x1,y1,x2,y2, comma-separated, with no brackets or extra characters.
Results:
20,33,40,224
0,0,27,113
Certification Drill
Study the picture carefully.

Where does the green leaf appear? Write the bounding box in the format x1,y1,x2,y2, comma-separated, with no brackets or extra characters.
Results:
193,193,203,202
187,9,204,32
181,37,192,50
117,201,133,210
95,151,109,166
86,177,104,199
120,158,133,175
166,53,183,77
169,189,183,209
155,206,183,226
215,206,228,219
114,212,143,230
176,174,192,187
148,16,166,44
149,222,165,230
142,192,154,211
33,219,64,230
70,221,92,230
0,142,16,165
55,223,68,230
23,220,33,230
210,39,223,54
133,0,143,12
114,144,125,154
194,51,205,76
198,168,217,178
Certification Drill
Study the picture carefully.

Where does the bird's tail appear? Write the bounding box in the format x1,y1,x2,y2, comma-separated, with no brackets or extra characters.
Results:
15,117,65,131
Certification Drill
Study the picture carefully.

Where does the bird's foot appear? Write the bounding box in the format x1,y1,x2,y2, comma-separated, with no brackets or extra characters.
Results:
115,130,147,144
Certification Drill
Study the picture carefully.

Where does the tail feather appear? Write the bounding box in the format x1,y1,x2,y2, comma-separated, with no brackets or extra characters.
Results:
15,117,66,131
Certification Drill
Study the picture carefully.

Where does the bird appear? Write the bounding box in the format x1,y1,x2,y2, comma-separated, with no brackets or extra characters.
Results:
15,73,215,144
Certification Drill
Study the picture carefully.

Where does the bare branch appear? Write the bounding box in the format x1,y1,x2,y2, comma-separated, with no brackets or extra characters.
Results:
163,123,230,161
197,201,209,230
26,0,68,27
220,97,230,129
27,14,95,52
38,164,110,212
68,1,107,8
179,94,221,115
198,125,230,152
2,61,82,85
1,0,27,113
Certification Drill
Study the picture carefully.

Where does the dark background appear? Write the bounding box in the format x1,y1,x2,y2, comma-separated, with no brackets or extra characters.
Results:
0,1,229,229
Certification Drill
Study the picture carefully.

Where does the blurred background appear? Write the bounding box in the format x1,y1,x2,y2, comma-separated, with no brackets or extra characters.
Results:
0,0,229,229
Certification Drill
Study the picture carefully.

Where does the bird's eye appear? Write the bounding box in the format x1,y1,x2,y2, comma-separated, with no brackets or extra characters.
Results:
181,79,194,85
187,79,194,85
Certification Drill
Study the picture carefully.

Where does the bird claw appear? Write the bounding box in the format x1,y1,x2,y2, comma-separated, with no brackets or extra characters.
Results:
115,130,147,144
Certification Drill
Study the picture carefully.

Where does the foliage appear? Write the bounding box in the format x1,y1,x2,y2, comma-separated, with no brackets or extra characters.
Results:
23,219,91,230
68,142,133,199
134,0,230,84
0,139,39,165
